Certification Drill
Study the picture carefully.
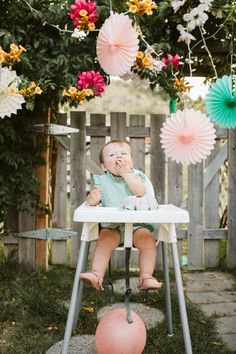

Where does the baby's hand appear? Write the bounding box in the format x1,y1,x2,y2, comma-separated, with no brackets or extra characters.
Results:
87,186,102,206
115,160,132,176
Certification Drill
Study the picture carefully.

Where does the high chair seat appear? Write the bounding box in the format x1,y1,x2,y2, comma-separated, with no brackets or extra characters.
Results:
62,202,192,354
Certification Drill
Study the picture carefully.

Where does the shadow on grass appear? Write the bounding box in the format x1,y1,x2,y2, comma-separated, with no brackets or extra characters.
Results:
0,263,234,354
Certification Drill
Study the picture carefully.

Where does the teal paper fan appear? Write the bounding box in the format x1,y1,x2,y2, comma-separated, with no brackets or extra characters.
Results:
205,75,236,128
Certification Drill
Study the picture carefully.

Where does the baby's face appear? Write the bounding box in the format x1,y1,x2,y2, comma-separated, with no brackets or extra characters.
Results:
101,142,133,175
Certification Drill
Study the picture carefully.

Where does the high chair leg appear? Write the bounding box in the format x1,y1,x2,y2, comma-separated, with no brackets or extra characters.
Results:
162,241,173,336
62,240,90,354
171,243,192,354
73,242,90,330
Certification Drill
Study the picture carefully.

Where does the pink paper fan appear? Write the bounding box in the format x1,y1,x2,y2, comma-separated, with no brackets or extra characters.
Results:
160,108,216,165
96,12,139,76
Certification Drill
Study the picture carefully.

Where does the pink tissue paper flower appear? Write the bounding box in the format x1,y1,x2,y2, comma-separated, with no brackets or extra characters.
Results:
77,70,106,96
69,0,97,28
162,54,180,69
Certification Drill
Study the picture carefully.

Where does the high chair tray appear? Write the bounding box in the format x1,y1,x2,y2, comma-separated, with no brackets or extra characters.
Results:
73,202,189,224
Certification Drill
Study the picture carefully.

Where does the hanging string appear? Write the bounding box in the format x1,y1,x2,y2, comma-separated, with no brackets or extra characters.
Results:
187,30,193,78
229,21,235,95
230,54,236,96
109,0,113,13
199,25,218,80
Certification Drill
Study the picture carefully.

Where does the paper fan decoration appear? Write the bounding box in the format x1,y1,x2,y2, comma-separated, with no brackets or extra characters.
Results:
205,75,236,128
160,108,216,165
96,12,139,76
0,66,25,118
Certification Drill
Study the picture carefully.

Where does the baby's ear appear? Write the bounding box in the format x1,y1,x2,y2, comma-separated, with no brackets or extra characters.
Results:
100,163,107,172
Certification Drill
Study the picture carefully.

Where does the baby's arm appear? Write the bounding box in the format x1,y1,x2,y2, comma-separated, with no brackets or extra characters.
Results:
114,161,146,196
87,187,102,206
121,173,146,196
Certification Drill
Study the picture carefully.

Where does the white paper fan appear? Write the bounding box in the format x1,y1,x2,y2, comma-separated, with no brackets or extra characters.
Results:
0,66,25,119
96,12,139,76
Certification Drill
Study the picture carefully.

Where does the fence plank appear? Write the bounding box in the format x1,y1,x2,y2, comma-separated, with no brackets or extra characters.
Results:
70,111,86,267
110,112,127,140
204,141,227,189
130,115,145,173
150,114,166,203
204,143,220,268
51,112,68,265
168,160,183,266
86,126,150,138
204,228,227,239
87,157,103,175
86,126,110,137
227,129,236,268
150,114,166,269
188,163,204,270
3,207,19,263
89,114,106,262
90,114,106,168
168,161,183,206
18,207,35,269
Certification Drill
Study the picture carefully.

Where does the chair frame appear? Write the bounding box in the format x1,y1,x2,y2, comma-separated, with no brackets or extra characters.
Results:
62,203,192,354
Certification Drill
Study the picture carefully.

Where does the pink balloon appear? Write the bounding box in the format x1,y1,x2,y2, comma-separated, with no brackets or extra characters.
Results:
95,308,147,354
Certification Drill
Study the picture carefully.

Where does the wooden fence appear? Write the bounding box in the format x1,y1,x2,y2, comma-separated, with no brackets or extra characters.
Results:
1,110,236,270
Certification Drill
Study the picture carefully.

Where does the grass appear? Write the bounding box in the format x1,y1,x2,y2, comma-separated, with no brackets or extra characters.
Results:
0,262,234,354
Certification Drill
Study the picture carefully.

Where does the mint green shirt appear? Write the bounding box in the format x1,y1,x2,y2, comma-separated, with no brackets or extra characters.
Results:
93,169,157,236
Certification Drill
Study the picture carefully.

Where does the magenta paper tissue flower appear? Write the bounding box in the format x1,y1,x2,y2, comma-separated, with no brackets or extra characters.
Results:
77,70,106,96
162,54,180,69
69,0,97,30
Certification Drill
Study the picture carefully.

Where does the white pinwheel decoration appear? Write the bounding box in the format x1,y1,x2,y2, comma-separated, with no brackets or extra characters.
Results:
160,108,216,165
96,12,139,76
0,66,25,119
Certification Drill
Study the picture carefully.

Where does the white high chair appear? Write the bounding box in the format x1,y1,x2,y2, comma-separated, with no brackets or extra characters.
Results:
62,202,192,354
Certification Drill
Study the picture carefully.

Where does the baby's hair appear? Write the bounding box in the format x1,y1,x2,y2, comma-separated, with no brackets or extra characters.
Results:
99,140,131,163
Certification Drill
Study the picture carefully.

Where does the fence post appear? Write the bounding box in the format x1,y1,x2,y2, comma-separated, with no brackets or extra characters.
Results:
35,109,50,269
70,111,86,267
150,114,166,269
188,163,204,270
51,112,68,265
227,129,236,268
204,143,220,268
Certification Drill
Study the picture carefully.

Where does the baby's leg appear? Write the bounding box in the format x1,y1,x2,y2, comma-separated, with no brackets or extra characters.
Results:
80,228,120,290
133,228,162,290
92,228,120,278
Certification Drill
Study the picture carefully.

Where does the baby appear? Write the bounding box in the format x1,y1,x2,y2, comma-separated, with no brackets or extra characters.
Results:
80,140,162,291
